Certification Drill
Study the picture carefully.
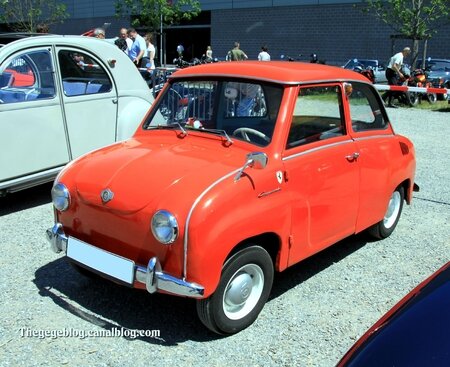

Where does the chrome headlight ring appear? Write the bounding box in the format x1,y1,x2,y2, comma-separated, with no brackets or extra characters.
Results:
151,210,179,245
51,183,71,211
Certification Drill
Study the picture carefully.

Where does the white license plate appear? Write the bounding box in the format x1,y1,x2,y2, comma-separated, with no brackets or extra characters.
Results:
67,237,135,284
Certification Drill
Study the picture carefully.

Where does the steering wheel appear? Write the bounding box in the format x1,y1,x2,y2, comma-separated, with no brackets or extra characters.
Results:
233,127,270,143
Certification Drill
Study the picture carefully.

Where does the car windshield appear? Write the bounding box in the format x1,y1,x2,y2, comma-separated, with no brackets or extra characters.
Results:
144,79,284,147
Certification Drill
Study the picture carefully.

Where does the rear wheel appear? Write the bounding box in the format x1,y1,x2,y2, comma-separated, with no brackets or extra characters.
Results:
426,93,437,104
368,186,404,239
196,246,274,335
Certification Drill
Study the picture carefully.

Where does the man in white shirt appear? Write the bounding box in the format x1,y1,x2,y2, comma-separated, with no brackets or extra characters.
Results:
258,45,271,61
384,47,411,108
118,28,132,55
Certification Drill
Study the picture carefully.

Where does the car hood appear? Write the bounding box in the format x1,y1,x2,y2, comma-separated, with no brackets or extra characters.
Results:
70,135,248,213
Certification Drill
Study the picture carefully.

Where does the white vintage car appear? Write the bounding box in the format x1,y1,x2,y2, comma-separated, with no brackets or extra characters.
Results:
0,35,153,195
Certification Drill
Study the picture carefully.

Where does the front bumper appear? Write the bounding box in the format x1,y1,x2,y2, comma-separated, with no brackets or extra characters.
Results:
46,223,204,298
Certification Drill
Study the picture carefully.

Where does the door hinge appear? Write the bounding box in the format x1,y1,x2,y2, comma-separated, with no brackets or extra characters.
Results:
288,235,294,249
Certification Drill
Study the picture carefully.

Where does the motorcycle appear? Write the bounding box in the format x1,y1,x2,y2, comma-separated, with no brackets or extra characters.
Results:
407,67,437,105
352,65,375,84
280,53,325,64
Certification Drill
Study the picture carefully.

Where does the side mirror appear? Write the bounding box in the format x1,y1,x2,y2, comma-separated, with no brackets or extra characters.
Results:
234,152,268,181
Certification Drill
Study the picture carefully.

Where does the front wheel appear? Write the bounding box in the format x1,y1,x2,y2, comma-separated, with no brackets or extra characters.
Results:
196,246,274,335
368,186,404,239
406,92,419,107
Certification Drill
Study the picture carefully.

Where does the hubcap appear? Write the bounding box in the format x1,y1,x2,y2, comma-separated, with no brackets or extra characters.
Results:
383,191,401,229
223,264,264,320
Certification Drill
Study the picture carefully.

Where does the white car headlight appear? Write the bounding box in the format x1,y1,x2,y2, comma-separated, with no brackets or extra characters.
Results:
51,183,71,211
151,210,178,244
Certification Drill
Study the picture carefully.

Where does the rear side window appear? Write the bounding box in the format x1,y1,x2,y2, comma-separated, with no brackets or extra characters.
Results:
348,83,387,132
0,50,55,103
58,50,112,97
286,85,345,149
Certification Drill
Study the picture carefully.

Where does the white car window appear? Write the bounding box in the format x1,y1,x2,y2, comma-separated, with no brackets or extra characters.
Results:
58,50,112,97
0,50,55,104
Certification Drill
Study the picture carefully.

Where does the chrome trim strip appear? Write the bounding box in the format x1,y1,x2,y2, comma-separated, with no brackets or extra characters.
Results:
0,166,63,192
282,139,354,161
258,188,281,198
353,134,394,141
184,168,241,279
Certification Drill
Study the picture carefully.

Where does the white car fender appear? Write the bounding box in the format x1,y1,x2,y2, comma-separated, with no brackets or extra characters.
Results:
116,94,154,141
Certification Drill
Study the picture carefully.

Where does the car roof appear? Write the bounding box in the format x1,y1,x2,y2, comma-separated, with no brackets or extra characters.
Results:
0,34,113,50
170,61,370,85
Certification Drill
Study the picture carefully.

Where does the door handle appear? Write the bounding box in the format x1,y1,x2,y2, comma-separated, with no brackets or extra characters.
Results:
345,152,360,162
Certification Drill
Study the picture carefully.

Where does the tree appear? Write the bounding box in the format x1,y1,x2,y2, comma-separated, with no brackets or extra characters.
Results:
364,0,450,67
115,0,201,32
0,0,69,32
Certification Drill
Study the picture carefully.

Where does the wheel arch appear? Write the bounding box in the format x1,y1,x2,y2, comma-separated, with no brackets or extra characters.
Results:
399,178,416,205
225,232,282,271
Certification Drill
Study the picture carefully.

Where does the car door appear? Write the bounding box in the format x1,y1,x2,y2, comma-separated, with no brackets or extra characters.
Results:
282,84,360,266
55,48,118,159
346,82,396,232
0,47,69,184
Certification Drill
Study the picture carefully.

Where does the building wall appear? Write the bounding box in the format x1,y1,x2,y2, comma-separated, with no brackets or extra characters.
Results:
211,4,450,65
39,1,450,65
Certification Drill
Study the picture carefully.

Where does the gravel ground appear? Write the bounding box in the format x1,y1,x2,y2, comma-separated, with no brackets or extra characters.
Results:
1,106,449,367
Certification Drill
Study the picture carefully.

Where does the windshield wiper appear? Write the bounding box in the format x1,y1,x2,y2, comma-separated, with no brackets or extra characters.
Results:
200,128,233,145
148,122,188,135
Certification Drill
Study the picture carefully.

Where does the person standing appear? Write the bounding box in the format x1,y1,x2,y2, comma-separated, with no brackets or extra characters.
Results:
258,45,270,61
142,33,156,70
227,42,248,61
127,28,146,67
384,47,411,108
93,28,106,39
206,46,213,60
117,27,132,55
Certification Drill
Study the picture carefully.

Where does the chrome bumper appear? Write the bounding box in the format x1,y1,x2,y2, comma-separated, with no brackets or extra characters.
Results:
46,223,204,298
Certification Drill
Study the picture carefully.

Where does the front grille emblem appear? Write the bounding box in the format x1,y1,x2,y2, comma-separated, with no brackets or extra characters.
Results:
101,188,114,204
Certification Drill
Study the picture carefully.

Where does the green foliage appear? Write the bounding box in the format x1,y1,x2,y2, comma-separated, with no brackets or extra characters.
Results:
0,0,69,32
364,0,450,39
115,0,201,31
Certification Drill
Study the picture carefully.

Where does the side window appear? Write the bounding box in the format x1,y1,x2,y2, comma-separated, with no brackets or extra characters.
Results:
286,85,345,149
0,50,55,104
348,83,387,132
58,50,112,97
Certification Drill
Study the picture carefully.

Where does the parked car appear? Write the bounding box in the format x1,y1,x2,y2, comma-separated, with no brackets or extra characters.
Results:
47,61,418,335
0,32,48,47
337,261,450,366
0,35,153,195
419,58,450,100
342,58,387,84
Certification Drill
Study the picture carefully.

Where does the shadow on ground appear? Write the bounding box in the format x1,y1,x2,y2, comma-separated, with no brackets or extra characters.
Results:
0,183,52,216
34,232,370,344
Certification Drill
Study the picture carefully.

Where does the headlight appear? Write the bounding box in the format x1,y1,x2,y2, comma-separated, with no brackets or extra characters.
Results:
151,210,178,244
51,183,70,211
